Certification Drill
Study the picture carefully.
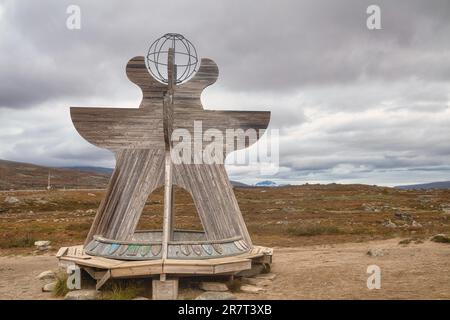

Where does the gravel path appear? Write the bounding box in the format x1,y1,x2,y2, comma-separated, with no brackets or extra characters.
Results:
1,239,449,299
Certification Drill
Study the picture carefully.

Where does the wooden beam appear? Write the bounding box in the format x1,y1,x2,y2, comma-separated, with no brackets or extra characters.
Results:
161,48,176,267
69,54,271,251
96,270,111,290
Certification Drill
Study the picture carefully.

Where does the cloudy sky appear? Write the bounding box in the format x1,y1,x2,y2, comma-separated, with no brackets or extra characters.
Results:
1,0,450,186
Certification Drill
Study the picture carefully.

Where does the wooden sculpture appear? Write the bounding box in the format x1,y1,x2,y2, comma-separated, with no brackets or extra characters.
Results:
69,34,270,262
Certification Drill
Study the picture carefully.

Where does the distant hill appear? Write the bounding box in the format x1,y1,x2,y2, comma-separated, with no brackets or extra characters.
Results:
0,160,250,190
63,166,114,175
395,181,450,190
0,160,110,190
230,180,249,187
65,166,249,187
255,180,278,187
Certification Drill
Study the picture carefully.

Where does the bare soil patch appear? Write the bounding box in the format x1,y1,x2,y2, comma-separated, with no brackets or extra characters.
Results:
0,239,449,300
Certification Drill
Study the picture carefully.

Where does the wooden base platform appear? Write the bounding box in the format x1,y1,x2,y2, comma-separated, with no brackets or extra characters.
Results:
57,245,273,293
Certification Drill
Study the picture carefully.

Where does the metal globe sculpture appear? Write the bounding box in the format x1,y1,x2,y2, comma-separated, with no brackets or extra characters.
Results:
146,33,198,84
62,33,273,299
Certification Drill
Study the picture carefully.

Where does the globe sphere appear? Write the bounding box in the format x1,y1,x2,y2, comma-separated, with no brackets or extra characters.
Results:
146,33,198,84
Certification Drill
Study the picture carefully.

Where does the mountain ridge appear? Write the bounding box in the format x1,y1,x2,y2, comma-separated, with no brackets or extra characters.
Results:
0,160,249,190
395,181,450,190
0,160,110,190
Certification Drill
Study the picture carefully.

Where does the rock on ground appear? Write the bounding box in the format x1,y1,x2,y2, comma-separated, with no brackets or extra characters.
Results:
195,292,237,300
240,285,265,294
255,273,277,280
34,241,51,247
241,277,272,287
411,220,422,228
64,290,99,300
382,219,397,228
367,248,384,257
362,203,380,212
36,270,56,282
34,241,51,251
42,282,56,292
132,296,150,300
4,196,20,204
430,234,450,243
199,281,229,292
394,211,412,221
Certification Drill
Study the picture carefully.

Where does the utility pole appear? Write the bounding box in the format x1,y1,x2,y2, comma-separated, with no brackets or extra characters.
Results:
47,170,51,190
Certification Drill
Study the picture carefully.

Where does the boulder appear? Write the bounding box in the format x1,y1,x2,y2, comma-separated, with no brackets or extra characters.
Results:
199,282,229,292
195,292,237,300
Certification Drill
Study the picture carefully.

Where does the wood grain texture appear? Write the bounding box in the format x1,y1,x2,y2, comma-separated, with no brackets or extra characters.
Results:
161,48,176,264
85,149,165,244
58,244,272,277
173,163,252,245
73,54,270,254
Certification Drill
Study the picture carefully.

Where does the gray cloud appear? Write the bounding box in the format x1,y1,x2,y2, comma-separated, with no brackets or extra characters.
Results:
1,0,450,185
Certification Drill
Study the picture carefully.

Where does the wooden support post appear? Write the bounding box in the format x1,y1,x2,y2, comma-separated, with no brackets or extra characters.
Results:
96,270,111,290
161,151,173,261
161,47,176,281
152,278,178,300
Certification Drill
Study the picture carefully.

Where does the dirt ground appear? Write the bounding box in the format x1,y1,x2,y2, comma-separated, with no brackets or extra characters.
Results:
0,254,56,300
1,238,449,300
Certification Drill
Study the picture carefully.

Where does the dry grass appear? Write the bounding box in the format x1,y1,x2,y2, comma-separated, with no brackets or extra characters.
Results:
101,281,139,300
226,278,243,293
431,234,450,243
0,233,36,249
52,273,70,297
1,184,450,254
287,225,342,236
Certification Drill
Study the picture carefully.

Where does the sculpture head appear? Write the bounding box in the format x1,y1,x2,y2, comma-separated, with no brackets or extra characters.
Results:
146,33,198,84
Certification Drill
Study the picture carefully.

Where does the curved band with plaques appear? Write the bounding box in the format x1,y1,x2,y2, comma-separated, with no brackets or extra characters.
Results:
84,230,251,260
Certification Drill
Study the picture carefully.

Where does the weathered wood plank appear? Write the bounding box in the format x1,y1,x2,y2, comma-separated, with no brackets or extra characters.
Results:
70,53,271,258
111,264,164,278
96,270,111,290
